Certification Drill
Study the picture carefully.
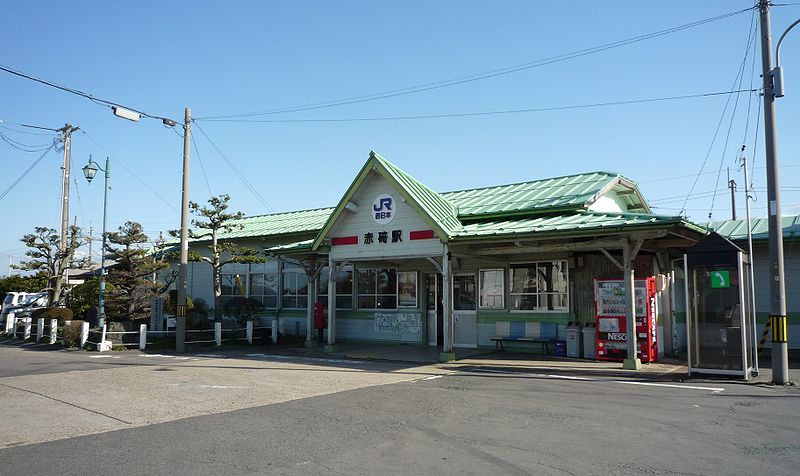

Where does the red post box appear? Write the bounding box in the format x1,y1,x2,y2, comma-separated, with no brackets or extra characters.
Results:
314,303,327,329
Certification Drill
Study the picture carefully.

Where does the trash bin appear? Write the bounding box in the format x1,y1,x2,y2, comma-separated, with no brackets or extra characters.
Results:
582,323,596,359
566,322,583,358
554,340,567,357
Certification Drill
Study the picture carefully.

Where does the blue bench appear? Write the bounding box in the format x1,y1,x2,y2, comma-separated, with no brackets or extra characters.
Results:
490,321,558,354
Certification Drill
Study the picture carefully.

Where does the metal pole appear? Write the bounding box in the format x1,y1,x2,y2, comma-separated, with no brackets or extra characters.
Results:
98,157,109,329
176,108,191,353
758,0,789,384
742,154,759,376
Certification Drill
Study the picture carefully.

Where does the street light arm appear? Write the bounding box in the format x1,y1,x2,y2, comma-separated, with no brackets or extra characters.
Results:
776,17,800,67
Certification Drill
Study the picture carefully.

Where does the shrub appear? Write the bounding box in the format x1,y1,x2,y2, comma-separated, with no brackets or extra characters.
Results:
164,290,193,315
63,320,85,347
31,307,74,324
222,297,264,325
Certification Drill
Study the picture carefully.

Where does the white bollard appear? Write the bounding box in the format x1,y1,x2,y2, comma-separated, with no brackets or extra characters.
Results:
80,321,89,347
139,324,147,350
101,323,107,343
271,318,278,344
97,324,112,352
49,319,58,344
23,317,32,340
37,318,44,341
246,321,253,344
12,315,19,338
215,322,222,347
5,313,14,335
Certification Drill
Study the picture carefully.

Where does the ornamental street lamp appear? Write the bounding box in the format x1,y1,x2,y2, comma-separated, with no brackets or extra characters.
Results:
83,155,110,329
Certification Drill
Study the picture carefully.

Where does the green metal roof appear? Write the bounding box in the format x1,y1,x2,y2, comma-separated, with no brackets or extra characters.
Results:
189,207,334,243
373,153,462,234
180,154,699,250
451,211,702,240
710,215,800,242
441,171,646,219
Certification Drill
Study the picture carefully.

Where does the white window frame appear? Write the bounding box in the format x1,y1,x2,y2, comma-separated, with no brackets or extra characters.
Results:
508,260,569,313
479,268,505,309
356,267,398,310
452,272,478,312
397,271,418,308
317,265,354,310
281,265,309,310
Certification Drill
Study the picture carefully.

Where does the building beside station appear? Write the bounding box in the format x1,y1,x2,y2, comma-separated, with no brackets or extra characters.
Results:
176,151,750,360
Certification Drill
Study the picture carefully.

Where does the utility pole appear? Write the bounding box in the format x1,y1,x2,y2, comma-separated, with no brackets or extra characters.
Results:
176,107,191,353
758,0,789,385
741,151,759,376
727,168,737,220
52,123,78,306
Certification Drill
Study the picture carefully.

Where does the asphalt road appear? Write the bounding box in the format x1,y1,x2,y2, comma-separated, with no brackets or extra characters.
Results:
1,340,798,475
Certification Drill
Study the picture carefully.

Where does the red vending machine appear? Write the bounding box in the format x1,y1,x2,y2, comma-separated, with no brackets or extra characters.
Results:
594,277,658,363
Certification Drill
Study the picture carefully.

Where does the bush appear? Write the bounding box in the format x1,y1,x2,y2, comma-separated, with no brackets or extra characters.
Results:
222,297,264,325
165,290,193,315
63,320,85,347
31,307,74,324
187,298,212,329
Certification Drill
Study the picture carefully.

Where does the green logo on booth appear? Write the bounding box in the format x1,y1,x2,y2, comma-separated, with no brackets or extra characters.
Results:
711,270,730,288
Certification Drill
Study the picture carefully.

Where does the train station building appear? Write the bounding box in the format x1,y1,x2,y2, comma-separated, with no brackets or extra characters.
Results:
177,152,732,363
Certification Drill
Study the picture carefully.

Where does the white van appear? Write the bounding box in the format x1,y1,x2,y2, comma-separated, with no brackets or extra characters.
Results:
2,292,28,313
1,292,48,326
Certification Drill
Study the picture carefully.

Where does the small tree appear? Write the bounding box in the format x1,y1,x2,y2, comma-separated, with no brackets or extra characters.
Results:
66,277,116,318
14,225,84,305
189,194,264,322
105,222,167,321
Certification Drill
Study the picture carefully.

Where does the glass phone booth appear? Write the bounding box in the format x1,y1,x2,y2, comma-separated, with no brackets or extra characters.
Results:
684,233,754,380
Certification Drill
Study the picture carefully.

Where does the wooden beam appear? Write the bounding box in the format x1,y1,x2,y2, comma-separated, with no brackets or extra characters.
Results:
600,248,624,272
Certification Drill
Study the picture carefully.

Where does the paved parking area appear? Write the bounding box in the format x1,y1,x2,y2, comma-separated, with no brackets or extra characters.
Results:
0,344,447,449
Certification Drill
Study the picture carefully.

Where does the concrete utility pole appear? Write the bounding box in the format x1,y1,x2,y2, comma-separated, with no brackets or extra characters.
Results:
52,123,78,306
758,0,789,384
176,107,191,353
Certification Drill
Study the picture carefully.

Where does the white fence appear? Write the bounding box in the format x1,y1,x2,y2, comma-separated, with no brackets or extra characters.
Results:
3,315,277,352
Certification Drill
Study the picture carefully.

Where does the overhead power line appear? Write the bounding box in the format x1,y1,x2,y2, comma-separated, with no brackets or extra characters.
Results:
0,144,55,202
195,5,755,121
79,130,180,213
192,123,275,213
200,89,758,124
0,64,179,125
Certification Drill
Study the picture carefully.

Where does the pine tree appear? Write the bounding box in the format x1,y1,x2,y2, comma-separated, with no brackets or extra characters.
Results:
189,194,264,322
105,222,167,321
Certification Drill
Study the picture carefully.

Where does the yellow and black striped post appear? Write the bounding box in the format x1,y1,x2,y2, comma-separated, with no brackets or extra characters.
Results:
757,319,771,352
770,315,788,343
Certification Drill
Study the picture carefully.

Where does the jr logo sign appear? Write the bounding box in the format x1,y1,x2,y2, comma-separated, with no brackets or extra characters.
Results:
372,194,395,225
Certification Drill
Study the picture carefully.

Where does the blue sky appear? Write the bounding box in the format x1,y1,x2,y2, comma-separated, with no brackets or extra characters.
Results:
1,1,799,273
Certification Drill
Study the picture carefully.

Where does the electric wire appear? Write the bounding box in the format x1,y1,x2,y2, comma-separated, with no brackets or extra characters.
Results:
0,122,54,136
708,11,758,220
0,65,178,124
192,122,275,213
0,130,55,152
201,89,758,124
79,130,179,214
0,144,55,202
195,6,755,121
190,131,214,197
